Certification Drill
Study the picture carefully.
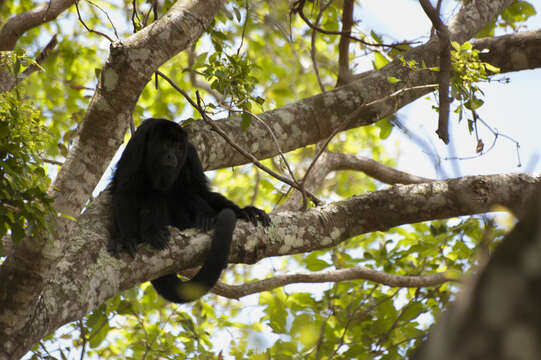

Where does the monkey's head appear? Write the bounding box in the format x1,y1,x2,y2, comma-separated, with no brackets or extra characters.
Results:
144,120,189,192
113,118,191,193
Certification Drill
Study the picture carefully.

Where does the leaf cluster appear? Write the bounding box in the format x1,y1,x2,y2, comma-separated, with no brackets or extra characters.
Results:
449,41,501,132
0,57,55,246
195,43,264,128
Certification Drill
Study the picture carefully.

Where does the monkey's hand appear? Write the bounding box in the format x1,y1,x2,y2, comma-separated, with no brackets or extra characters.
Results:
143,228,170,251
239,206,271,227
107,236,138,258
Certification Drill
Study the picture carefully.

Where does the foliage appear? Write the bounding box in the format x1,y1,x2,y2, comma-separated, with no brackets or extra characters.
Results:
0,52,55,246
449,41,501,131
196,50,264,129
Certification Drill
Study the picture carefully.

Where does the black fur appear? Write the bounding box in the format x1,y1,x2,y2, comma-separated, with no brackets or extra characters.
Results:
110,118,270,303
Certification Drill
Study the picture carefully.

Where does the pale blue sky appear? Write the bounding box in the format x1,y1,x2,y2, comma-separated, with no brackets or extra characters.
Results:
360,0,541,178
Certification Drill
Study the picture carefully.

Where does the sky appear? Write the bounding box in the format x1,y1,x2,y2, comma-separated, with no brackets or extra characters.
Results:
359,0,541,179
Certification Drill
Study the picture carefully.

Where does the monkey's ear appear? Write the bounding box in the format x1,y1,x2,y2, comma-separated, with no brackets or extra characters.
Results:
114,119,153,182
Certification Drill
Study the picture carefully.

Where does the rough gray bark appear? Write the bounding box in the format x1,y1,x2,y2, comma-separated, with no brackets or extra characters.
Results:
475,29,541,73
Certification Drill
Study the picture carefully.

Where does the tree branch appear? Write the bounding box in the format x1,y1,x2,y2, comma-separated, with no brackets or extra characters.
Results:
0,0,74,51
1,173,537,358
336,0,354,87
473,29,541,73
278,151,431,211
212,267,452,300
419,0,451,144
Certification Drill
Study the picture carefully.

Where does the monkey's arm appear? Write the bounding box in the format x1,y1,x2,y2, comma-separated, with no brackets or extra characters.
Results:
204,192,271,227
110,192,141,257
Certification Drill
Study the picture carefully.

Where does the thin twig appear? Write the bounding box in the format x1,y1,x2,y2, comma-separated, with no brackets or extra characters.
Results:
42,158,64,166
87,0,120,40
444,111,521,165
131,0,140,32
211,266,453,299
21,34,58,78
245,110,298,190
75,0,114,42
78,319,87,360
310,0,333,92
291,0,413,50
235,0,249,57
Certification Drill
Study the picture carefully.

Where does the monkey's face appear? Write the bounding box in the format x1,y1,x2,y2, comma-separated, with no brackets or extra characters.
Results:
146,129,188,192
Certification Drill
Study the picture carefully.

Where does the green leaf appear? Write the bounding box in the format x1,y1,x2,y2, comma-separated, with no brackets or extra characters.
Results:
376,117,393,139
233,7,242,22
0,121,9,138
241,112,252,130
89,322,111,348
373,52,389,70
460,42,473,51
468,119,474,133
11,222,25,243
291,314,318,347
193,52,208,69
484,63,500,73
304,253,331,271
401,302,424,322
387,76,401,84
259,291,288,334
464,97,484,110
59,212,77,221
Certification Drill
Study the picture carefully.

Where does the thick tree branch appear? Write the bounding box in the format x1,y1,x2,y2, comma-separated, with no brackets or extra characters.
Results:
0,0,74,51
330,152,432,184
1,173,537,357
473,29,541,73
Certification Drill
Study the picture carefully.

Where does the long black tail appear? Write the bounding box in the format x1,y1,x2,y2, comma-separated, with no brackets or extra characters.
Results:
151,208,236,303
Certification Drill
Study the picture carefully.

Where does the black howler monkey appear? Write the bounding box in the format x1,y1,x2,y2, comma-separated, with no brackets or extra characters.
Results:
109,118,270,303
